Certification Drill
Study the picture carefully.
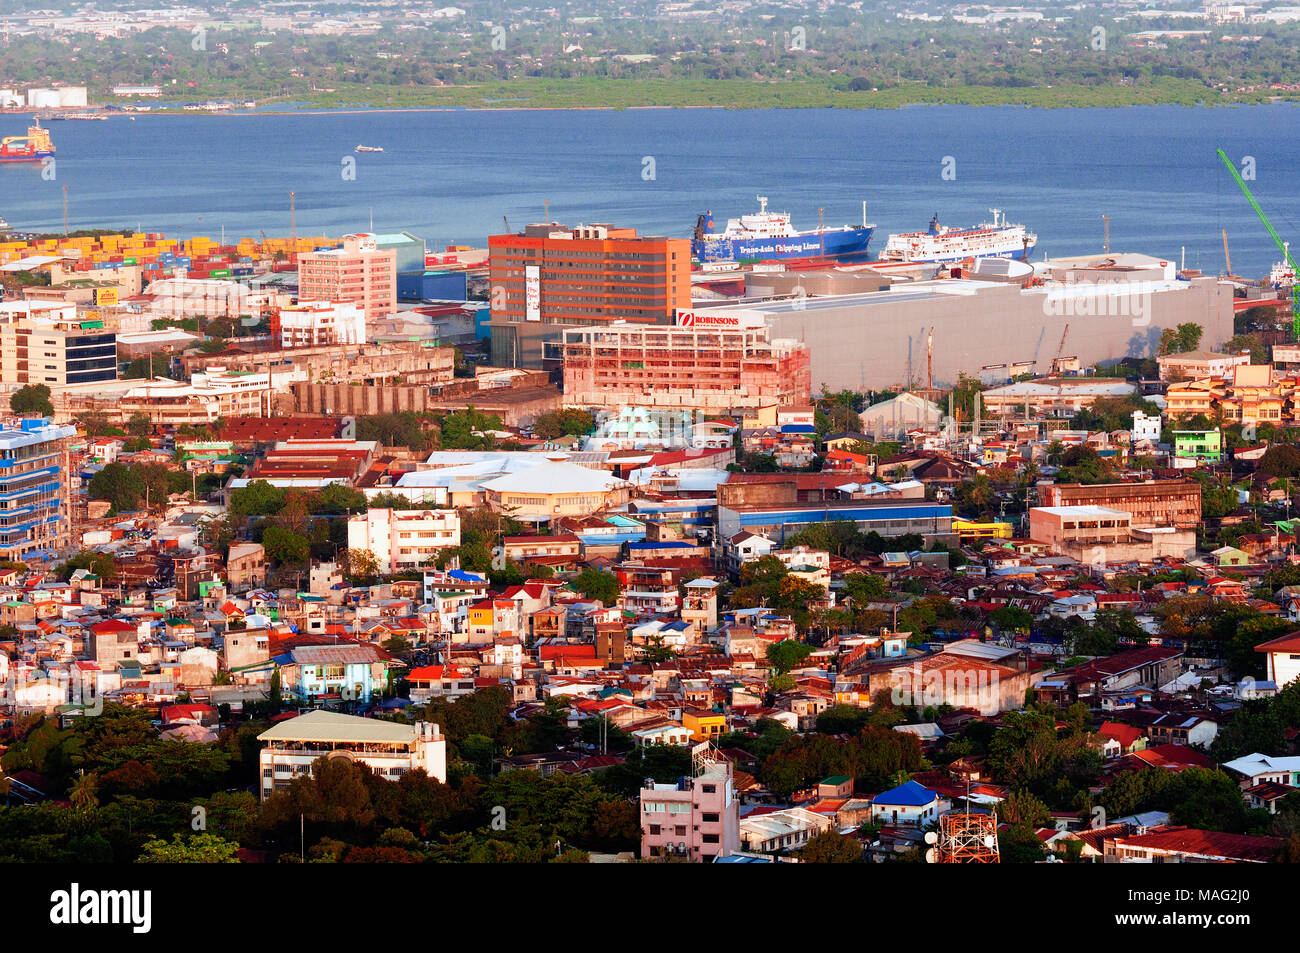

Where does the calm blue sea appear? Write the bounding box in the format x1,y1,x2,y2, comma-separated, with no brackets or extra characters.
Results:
2,103,1298,276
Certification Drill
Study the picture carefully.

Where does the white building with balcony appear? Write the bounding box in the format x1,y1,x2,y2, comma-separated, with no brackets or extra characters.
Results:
257,710,446,799
348,507,461,573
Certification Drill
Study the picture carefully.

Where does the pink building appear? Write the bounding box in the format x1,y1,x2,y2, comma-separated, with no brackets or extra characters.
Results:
297,234,396,322
639,758,740,861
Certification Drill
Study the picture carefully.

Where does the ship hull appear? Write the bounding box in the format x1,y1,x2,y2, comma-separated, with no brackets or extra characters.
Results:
0,150,54,163
693,226,873,263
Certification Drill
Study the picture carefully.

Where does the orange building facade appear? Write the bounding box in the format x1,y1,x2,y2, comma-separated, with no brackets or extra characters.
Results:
488,223,691,368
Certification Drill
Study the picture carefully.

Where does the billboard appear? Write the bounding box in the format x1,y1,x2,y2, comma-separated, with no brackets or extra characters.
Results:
675,308,764,330
525,264,541,322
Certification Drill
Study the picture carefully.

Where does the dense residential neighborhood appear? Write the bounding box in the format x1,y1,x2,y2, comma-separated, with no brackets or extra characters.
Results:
2,327,1300,868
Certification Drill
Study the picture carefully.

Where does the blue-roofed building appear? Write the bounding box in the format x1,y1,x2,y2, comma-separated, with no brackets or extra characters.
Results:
0,420,76,562
717,497,954,547
870,780,942,827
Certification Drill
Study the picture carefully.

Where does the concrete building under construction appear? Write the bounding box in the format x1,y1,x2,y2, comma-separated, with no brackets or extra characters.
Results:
561,320,811,413
182,339,455,385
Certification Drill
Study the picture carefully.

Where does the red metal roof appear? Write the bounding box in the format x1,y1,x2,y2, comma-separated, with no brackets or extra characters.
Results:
1111,826,1283,863
1256,631,1300,654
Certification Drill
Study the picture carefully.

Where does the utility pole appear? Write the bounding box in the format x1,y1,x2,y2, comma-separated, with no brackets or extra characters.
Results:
1103,214,1109,254
289,191,296,245
927,326,934,391
62,185,68,235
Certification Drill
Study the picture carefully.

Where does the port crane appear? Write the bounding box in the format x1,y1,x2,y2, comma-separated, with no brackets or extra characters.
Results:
1050,323,1075,375
1217,148,1300,338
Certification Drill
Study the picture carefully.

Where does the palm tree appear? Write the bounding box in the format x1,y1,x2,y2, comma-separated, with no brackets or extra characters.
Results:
69,770,98,812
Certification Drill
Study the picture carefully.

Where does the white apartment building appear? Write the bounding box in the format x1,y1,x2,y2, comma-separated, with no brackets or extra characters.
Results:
275,301,366,348
739,807,833,855
117,366,304,425
257,710,447,799
347,507,461,573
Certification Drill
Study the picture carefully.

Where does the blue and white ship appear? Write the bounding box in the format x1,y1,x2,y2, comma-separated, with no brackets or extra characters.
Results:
881,209,1035,264
692,196,875,264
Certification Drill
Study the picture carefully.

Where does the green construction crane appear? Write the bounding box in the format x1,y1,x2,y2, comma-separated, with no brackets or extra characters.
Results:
1217,148,1300,339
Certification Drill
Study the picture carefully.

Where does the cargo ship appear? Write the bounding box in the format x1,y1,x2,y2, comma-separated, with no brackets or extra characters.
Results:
692,196,874,264
880,209,1035,263
355,144,383,153
0,121,55,163
1271,245,1295,290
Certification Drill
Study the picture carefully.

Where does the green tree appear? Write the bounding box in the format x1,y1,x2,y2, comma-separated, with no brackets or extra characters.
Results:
88,462,144,512
121,353,172,379
262,526,310,567
343,547,381,581
533,408,595,439
799,829,862,863
766,639,813,674
9,384,53,417
317,483,368,514
572,567,619,605
1175,322,1204,353
356,411,435,452
436,407,504,450
1259,444,1300,479
990,605,1034,634
125,413,152,437
843,572,887,604
60,549,117,581
136,832,240,863
229,480,286,518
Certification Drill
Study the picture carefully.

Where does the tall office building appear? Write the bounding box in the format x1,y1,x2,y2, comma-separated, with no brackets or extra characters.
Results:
488,223,691,368
0,419,77,562
297,234,397,323
0,302,117,388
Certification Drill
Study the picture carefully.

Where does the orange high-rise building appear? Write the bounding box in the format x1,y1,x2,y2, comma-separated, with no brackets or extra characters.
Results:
488,223,691,368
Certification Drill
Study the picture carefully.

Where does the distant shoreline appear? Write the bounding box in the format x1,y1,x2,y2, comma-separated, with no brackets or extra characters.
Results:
21,100,1296,119
6,77,1296,117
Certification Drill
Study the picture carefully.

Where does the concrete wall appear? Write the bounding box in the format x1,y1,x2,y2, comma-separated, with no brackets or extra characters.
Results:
726,276,1232,392
294,382,436,416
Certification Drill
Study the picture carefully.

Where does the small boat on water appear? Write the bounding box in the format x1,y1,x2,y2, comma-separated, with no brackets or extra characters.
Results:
355,144,383,153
